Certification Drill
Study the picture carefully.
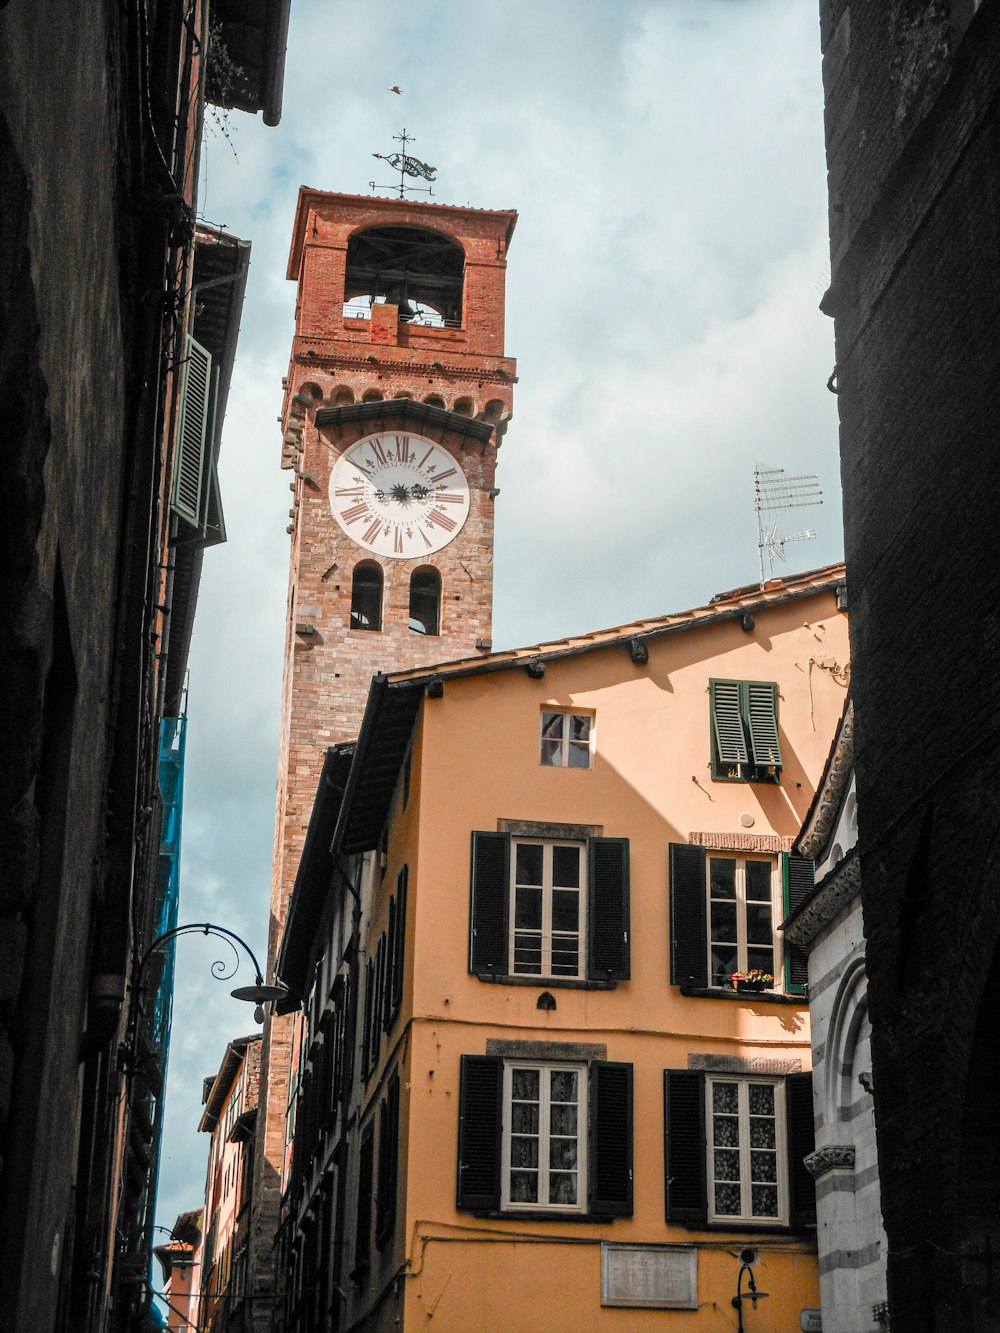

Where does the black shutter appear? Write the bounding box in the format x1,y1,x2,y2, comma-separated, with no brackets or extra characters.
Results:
376,1071,400,1246
782,853,815,995
457,1055,502,1210
669,843,708,986
664,1069,707,1225
361,959,375,1077
383,895,397,1031
391,865,408,1019
589,1061,633,1216
372,935,386,1065
469,832,510,974
588,837,630,980
355,1126,374,1268
786,1072,816,1228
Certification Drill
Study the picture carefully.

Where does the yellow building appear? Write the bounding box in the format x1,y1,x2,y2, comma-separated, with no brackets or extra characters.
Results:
276,564,849,1332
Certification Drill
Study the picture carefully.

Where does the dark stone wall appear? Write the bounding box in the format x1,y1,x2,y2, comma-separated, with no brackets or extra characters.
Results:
819,2,1000,1328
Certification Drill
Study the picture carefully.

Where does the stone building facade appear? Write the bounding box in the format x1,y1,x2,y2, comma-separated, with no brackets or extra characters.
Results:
248,189,519,1326
817,2,1000,1326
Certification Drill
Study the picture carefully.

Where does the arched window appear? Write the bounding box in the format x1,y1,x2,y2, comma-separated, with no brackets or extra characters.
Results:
351,562,383,631
409,567,441,636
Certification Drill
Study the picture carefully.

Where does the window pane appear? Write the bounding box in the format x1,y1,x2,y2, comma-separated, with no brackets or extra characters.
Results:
541,712,565,740
510,1172,537,1203
713,1149,740,1180
714,1182,741,1215
511,1102,539,1135
514,886,542,930
710,902,737,943
751,1184,779,1217
512,1068,539,1101
552,889,579,934
713,1115,739,1148
513,935,542,974
550,943,580,977
549,1136,578,1170
709,859,736,899
569,714,591,742
510,1136,538,1169
549,1172,577,1206
549,1103,578,1136
746,903,773,946
749,1083,775,1116
515,844,543,885
711,945,738,986
749,1117,776,1149
713,1083,739,1114
540,739,562,767
567,741,590,768
750,1150,777,1183
745,860,772,901
549,1070,578,1103
551,846,580,888
747,946,774,976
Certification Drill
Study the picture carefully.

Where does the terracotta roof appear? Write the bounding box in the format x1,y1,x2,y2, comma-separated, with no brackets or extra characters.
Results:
387,562,847,685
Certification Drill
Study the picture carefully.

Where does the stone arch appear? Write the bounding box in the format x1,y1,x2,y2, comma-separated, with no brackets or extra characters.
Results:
423,394,445,409
332,385,354,406
482,398,504,421
453,395,475,417
361,388,384,403
823,950,869,1128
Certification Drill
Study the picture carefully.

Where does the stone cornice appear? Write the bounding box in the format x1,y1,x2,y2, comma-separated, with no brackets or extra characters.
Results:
797,697,854,861
783,849,861,947
804,1144,856,1178
293,348,514,385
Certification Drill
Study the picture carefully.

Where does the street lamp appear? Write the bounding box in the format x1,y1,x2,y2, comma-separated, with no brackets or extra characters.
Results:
131,921,287,1025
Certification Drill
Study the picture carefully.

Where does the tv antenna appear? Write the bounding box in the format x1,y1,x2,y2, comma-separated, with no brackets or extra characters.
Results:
754,466,822,587
370,128,436,199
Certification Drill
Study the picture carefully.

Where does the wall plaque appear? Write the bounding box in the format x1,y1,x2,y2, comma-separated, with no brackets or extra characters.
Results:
600,1244,698,1309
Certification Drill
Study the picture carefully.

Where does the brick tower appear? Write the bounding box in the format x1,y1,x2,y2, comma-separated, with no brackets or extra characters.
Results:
248,188,517,1321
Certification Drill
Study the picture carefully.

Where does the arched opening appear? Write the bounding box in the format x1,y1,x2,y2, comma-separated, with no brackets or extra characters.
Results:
453,396,474,417
361,389,384,403
408,566,441,636
350,562,383,631
343,225,464,327
332,386,354,406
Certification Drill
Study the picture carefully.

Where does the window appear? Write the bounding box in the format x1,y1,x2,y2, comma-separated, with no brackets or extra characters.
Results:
710,679,781,782
457,1055,632,1216
669,844,814,995
382,866,407,1032
540,710,592,768
354,1126,374,1274
470,832,629,984
664,1070,816,1230
408,566,441,635
350,561,383,630
375,1072,400,1247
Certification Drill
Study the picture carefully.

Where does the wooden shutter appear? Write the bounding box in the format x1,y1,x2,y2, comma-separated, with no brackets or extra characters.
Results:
710,679,748,766
383,896,397,1031
669,843,708,986
588,837,630,980
469,832,510,974
782,853,815,995
390,865,408,1021
786,1072,817,1228
457,1055,502,1210
361,959,375,1077
589,1061,633,1216
172,335,213,527
371,935,386,1066
376,1072,400,1246
745,681,782,768
664,1070,707,1225
355,1126,374,1267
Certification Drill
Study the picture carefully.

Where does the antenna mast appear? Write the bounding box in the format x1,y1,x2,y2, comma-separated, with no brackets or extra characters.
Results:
754,466,823,587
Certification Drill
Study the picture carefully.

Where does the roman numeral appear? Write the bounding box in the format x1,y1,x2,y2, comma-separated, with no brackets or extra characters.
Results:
418,526,433,548
436,490,464,504
418,446,435,468
362,517,383,545
369,438,389,466
394,435,411,463
347,453,373,476
394,527,404,554
426,508,458,533
429,466,457,484
334,486,365,498
341,502,369,524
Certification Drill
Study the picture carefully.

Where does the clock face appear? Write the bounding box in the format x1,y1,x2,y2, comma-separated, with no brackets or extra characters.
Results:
328,431,470,559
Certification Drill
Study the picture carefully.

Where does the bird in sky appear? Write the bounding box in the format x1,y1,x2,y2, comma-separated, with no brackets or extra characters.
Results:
388,85,402,94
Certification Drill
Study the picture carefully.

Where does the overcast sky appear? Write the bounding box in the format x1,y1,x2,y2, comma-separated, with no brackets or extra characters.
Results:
155,0,842,1244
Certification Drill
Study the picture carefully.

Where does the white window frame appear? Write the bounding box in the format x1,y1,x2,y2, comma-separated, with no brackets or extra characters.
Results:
705,854,782,990
706,1076,788,1225
509,839,587,980
500,1060,588,1213
539,709,594,769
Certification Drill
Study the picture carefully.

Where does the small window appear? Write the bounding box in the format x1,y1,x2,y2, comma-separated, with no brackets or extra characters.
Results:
408,566,441,635
710,680,781,782
350,561,383,630
540,711,593,768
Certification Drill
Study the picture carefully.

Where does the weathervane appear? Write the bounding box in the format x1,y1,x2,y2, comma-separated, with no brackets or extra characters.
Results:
370,128,437,199
753,466,823,587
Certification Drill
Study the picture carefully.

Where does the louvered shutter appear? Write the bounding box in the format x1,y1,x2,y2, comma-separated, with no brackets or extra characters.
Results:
376,1072,400,1246
782,853,815,995
669,843,708,986
589,1061,633,1216
172,335,213,527
786,1072,817,1228
355,1128,374,1266
383,896,396,1031
711,679,748,768
745,680,782,768
390,865,407,1019
372,934,386,1065
361,959,375,1077
664,1070,707,1225
457,1055,502,1210
588,838,630,980
469,832,510,974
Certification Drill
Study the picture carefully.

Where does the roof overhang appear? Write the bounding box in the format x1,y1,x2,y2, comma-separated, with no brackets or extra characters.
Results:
206,0,292,125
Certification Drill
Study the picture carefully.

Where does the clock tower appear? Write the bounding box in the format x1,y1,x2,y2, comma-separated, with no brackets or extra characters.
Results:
249,187,517,1319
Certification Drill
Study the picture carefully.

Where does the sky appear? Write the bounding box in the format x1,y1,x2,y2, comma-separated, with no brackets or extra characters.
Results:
155,0,842,1242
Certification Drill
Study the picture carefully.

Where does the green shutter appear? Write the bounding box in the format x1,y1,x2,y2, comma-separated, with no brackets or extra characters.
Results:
744,681,782,769
711,679,749,766
172,335,213,527
782,853,815,995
